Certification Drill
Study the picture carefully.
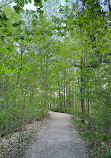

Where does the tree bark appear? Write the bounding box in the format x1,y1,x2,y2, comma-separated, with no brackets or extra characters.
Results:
64,79,66,109
73,85,76,119
88,98,90,115
108,0,111,11
66,80,67,113
16,47,23,85
80,58,85,123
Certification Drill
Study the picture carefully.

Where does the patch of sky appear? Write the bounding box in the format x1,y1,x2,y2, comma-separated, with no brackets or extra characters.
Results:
42,0,61,19
100,0,108,11
23,0,37,11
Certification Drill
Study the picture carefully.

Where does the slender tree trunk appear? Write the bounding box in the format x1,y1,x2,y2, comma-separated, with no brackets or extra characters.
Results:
88,98,90,115
66,80,67,113
50,103,51,109
58,81,62,112
46,67,48,108
73,85,76,118
44,57,49,108
108,0,111,11
107,82,111,108
68,84,71,107
16,49,23,85
21,69,30,128
80,58,85,123
64,79,66,109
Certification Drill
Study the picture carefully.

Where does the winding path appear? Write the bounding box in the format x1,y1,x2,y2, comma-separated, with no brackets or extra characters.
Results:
25,111,89,158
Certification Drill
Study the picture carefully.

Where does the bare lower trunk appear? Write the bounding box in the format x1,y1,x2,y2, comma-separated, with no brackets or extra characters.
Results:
88,98,90,115
64,79,66,109
80,57,85,123
73,86,76,119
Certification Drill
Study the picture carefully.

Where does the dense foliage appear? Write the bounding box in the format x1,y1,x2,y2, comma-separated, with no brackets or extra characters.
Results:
0,0,111,157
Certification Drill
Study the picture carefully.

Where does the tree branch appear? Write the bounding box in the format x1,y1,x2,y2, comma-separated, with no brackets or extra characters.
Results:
73,64,98,68
0,0,15,9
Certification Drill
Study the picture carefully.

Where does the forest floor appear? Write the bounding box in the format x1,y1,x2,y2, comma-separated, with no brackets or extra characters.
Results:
0,116,49,158
24,111,89,158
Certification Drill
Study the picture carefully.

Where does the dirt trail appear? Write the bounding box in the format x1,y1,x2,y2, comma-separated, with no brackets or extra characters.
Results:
24,111,89,158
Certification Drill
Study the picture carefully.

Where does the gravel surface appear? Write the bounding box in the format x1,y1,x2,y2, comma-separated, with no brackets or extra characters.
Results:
24,111,89,158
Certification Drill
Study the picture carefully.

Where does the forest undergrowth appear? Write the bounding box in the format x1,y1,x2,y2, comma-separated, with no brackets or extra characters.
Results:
0,113,50,158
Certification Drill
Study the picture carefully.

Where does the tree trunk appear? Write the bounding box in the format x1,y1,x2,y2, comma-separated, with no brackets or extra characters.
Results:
66,80,67,113
108,0,111,11
64,79,66,109
16,47,23,85
58,81,62,112
80,58,85,123
88,98,90,115
73,86,76,119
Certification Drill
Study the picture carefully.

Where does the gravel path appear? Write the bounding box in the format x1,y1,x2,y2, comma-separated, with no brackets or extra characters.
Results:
24,111,89,158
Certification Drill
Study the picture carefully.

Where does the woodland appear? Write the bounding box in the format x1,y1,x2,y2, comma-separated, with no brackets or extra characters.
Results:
0,0,111,157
